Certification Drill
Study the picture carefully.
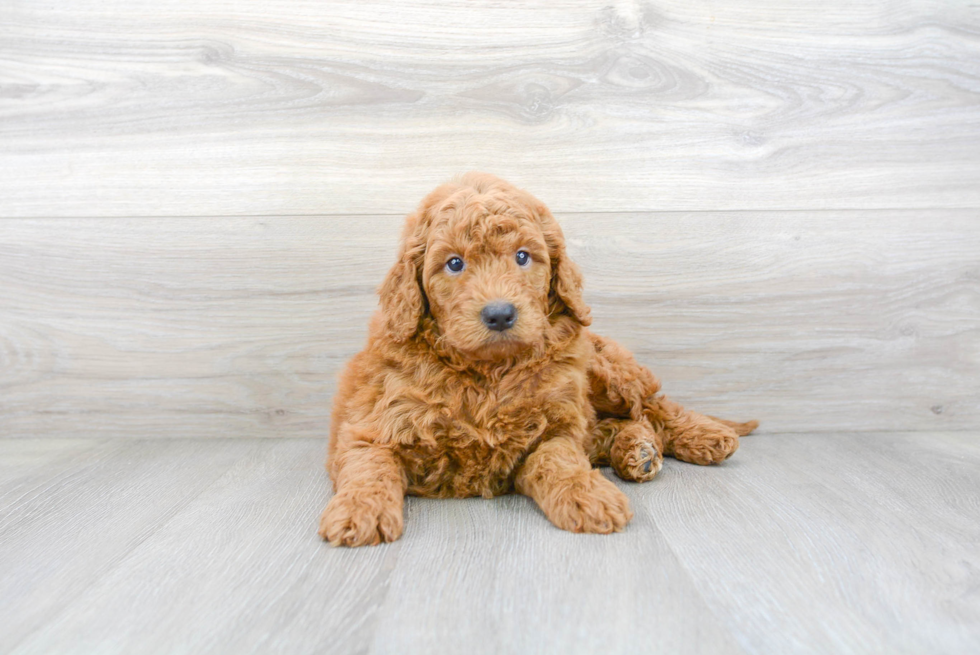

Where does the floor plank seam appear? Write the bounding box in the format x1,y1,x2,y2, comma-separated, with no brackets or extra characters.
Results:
642,512,757,655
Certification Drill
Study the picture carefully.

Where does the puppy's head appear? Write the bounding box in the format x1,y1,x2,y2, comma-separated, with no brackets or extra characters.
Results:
378,173,590,360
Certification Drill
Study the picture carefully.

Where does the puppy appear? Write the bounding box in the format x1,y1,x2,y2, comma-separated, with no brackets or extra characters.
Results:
319,173,757,546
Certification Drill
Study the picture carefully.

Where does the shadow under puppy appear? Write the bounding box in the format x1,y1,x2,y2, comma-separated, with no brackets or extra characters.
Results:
320,173,758,546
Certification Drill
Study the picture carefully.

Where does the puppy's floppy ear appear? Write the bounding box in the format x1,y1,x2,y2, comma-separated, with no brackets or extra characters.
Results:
538,207,591,326
549,239,592,326
378,214,427,342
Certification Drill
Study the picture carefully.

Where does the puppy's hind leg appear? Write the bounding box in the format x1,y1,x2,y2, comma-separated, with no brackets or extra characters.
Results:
587,331,756,467
586,333,666,482
646,397,743,466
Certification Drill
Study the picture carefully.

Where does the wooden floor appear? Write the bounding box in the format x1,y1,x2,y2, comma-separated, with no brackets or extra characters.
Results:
1,433,978,654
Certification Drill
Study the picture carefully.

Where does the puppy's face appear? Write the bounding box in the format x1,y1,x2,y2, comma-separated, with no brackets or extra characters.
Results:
422,209,552,359
378,174,591,360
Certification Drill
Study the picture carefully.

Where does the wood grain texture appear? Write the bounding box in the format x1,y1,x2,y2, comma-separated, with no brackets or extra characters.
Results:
367,491,743,654
1,0,979,216
2,210,977,437
0,439,106,498
5,439,395,655
644,431,980,654
3,434,979,654
0,438,255,651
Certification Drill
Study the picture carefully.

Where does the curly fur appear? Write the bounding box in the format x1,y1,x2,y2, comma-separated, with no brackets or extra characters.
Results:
319,172,758,546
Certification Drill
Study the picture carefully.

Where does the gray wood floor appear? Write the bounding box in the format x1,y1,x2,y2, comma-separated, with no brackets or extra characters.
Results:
1,433,978,655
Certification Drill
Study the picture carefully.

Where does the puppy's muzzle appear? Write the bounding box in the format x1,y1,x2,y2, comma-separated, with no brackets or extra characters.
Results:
481,302,517,332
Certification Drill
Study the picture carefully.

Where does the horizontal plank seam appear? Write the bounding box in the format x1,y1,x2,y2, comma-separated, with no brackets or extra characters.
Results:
2,206,980,220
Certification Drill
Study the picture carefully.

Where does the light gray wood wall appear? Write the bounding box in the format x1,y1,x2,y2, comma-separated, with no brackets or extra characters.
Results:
1,0,978,437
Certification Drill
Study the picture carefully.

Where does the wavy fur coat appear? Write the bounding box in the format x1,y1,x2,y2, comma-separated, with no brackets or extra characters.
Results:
319,173,757,546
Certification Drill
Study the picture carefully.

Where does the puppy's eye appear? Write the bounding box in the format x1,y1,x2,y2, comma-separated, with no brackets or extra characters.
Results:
445,256,465,274
515,250,531,267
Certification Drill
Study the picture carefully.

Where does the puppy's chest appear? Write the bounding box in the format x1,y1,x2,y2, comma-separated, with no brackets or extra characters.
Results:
397,379,549,498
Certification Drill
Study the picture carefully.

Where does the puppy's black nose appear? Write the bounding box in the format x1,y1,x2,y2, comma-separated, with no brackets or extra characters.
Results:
481,302,517,332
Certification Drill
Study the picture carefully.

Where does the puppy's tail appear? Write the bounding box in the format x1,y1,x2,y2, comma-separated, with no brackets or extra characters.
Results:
708,416,759,436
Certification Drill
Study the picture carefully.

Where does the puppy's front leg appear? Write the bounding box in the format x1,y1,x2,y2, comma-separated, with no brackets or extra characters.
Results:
515,436,633,534
319,442,406,547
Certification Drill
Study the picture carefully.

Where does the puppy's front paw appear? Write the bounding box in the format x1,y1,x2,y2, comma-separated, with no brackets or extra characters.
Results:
544,470,633,534
318,488,403,547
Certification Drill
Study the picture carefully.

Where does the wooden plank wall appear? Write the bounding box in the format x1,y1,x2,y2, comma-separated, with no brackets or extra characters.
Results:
1,1,978,437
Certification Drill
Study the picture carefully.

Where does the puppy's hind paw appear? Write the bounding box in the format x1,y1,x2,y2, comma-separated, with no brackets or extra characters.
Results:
670,426,739,465
610,421,664,482
613,440,663,482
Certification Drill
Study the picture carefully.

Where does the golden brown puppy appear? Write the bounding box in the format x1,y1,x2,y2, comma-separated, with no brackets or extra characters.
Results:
319,173,757,546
